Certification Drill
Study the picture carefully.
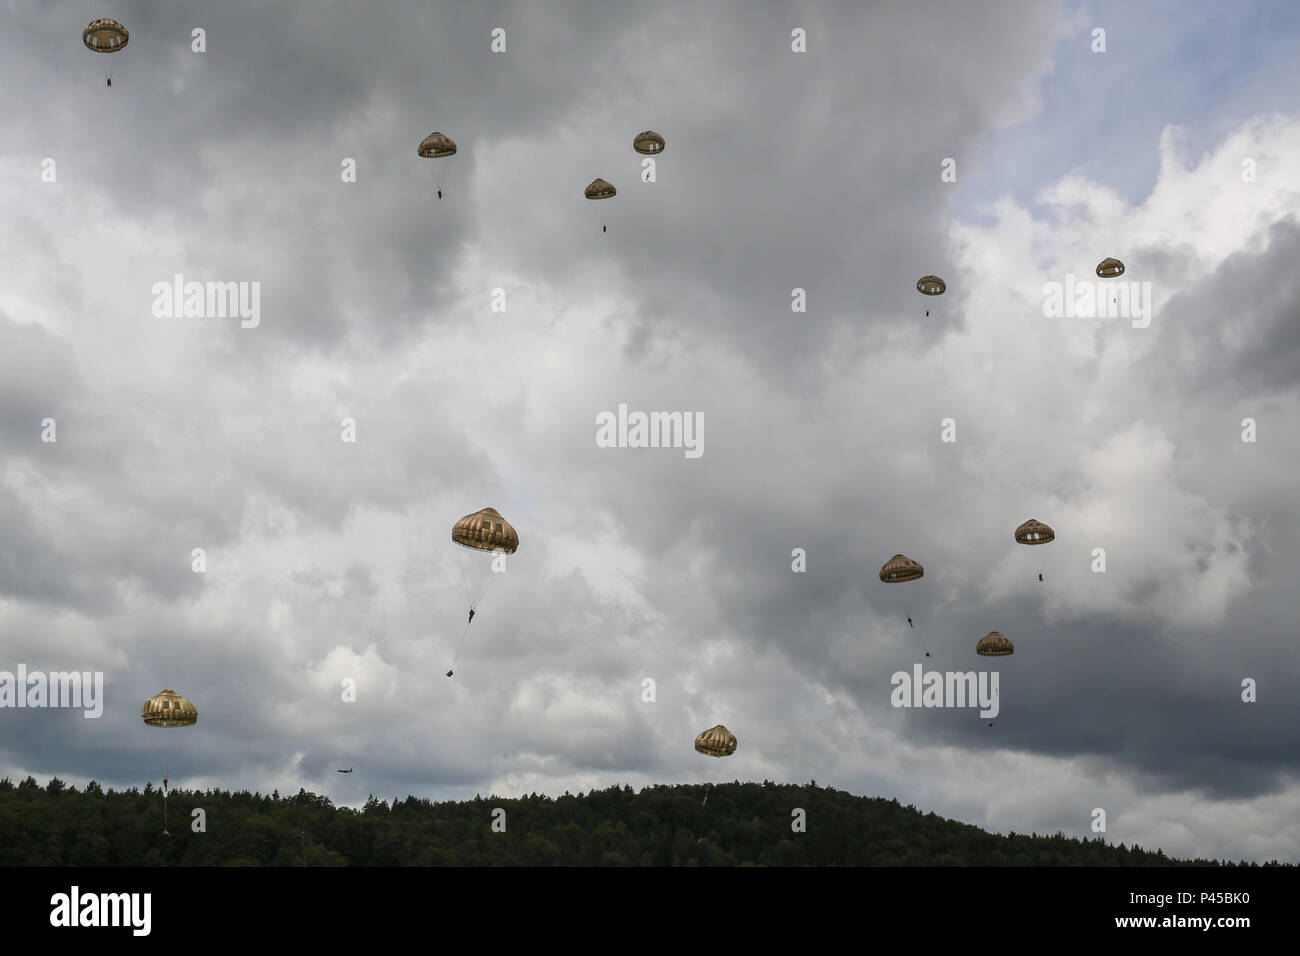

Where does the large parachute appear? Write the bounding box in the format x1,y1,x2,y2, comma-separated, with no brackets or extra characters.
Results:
1095,257,1125,278
453,507,518,554
417,132,457,158
1014,519,1054,545
585,179,616,233
83,19,129,52
916,275,946,296
633,130,665,154
695,724,736,808
142,689,197,727
418,132,457,198
879,554,924,583
695,725,737,757
83,19,128,86
1015,518,1054,581
142,689,195,836
447,508,518,676
917,275,945,316
976,632,1014,656
880,554,928,651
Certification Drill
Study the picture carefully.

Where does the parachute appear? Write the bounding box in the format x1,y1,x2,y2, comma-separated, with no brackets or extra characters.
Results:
418,132,457,198
1014,519,1054,545
976,631,1014,656
917,275,945,316
633,130,665,154
1095,257,1126,304
83,19,129,52
585,179,617,233
83,19,128,86
142,689,196,835
879,554,924,583
695,725,737,757
446,507,518,675
452,507,519,554
417,132,457,158
695,724,736,810
880,554,928,651
141,689,197,727
1015,519,1054,580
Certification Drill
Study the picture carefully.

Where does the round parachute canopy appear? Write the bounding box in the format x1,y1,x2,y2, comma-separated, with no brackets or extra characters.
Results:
917,275,946,296
1095,257,1125,278
417,132,457,158
142,690,197,727
695,725,737,757
879,554,924,583
1014,519,1055,545
452,507,519,554
976,632,1014,657
83,19,129,52
633,130,665,154
585,178,616,200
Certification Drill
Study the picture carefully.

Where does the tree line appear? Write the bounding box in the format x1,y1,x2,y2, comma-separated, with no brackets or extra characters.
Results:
1,776,1289,866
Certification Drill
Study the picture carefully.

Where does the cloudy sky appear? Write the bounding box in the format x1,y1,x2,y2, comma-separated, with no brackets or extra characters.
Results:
2,0,1298,863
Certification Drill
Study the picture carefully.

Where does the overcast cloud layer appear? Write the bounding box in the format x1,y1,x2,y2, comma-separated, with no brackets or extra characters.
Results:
1,1,1298,863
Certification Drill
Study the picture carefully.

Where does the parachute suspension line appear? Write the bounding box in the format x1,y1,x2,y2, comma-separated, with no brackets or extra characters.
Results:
158,744,170,834
457,548,474,608
889,587,906,622
446,618,472,676
476,560,502,607
696,777,716,845
888,587,932,657
152,741,168,791
457,545,504,610
888,587,915,629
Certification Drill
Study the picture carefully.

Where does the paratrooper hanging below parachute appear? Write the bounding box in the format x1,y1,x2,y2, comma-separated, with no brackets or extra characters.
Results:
418,132,457,198
83,19,128,87
917,275,945,316
1014,519,1054,582
142,689,196,835
585,178,616,232
446,507,519,676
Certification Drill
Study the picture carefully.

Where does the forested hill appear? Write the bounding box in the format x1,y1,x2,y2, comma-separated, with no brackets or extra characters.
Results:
1,776,1287,866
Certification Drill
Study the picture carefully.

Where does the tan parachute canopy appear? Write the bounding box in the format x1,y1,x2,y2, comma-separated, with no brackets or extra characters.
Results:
916,275,946,296
976,632,1014,656
879,554,924,583
83,19,129,52
1095,257,1125,278
695,725,737,757
1015,519,1055,545
417,132,457,158
585,178,616,200
142,690,197,727
633,130,665,154
452,507,519,554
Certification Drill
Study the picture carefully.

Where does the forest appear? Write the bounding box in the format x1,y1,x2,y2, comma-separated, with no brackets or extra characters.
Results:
1,776,1290,866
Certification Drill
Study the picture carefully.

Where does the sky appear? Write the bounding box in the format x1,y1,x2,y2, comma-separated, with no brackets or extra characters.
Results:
1,0,1298,863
